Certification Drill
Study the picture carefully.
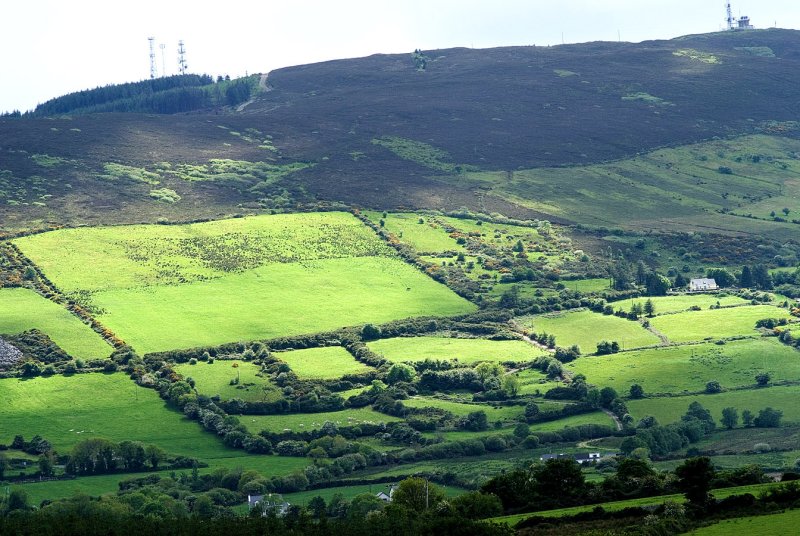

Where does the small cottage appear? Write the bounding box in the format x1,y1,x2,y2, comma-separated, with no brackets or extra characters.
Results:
689,278,718,292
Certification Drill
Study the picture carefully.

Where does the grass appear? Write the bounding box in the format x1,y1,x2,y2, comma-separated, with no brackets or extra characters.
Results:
518,310,660,352
402,397,527,420
367,336,547,365
689,508,800,535
649,304,792,343
568,338,800,395
627,385,800,425
516,368,564,396
491,482,781,525
0,373,235,459
611,294,749,315
275,347,372,379
15,212,475,354
561,278,611,293
0,287,112,360
175,360,282,402
363,211,463,253
244,408,402,433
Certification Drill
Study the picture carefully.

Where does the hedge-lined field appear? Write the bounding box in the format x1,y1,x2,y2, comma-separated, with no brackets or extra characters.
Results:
649,304,792,343
367,336,547,364
0,287,111,359
276,346,372,379
174,360,282,402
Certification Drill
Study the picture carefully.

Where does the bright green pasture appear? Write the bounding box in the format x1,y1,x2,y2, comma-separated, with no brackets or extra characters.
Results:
561,278,612,293
611,294,748,315
0,287,111,359
627,385,800,425
568,338,800,394
367,336,546,364
175,360,282,402
403,397,526,420
92,256,474,354
519,310,660,352
516,368,563,395
0,373,233,459
276,346,372,379
364,211,463,253
649,304,792,343
689,509,800,536
14,212,392,292
244,408,402,433
529,411,616,431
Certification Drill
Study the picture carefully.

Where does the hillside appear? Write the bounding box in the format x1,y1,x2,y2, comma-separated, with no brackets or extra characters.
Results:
2,29,800,236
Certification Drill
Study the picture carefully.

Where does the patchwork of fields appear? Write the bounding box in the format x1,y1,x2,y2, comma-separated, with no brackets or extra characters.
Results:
13,212,475,354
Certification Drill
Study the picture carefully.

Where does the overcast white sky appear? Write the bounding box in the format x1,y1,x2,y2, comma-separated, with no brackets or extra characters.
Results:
1,0,797,113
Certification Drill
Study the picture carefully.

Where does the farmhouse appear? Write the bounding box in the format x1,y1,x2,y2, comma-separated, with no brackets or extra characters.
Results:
689,278,718,292
540,453,602,464
248,494,290,517
376,484,398,502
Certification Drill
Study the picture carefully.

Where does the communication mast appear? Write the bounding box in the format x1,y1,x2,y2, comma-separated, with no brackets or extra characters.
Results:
148,37,157,79
159,43,166,77
725,2,734,30
178,40,188,75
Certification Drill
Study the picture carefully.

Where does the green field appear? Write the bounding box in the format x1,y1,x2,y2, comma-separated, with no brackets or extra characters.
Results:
516,368,564,395
175,360,282,402
284,481,467,506
0,373,234,459
689,509,800,535
519,310,661,352
627,385,800,425
15,212,475,354
403,397,527,420
0,287,112,360
611,294,749,315
244,407,402,433
569,338,800,394
649,304,792,343
561,278,612,293
364,211,463,253
367,336,547,364
276,346,372,379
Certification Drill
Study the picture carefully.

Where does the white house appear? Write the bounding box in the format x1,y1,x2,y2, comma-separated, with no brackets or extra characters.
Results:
375,484,398,502
248,494,290,517
689,278,718,292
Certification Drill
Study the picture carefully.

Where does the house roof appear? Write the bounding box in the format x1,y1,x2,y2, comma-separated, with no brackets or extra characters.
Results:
690,278,717,285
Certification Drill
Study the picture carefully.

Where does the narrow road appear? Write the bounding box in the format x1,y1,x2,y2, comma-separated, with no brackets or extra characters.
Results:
602,408,623,431
236,73,270,112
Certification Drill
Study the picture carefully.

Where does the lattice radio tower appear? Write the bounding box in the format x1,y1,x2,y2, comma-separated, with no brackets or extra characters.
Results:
725,2,735,30
178,40,188,75
148,37,157,79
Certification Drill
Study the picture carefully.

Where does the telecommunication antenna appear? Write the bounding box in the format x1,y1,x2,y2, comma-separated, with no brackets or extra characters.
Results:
159,43,166,77
725,2,734,30
178,40,188,75
148,37,157,78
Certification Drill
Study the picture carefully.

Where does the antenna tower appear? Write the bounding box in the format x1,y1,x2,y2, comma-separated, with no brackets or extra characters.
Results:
725,2,734,30
159,43,166,77
148,37,157,79
178,40,188,75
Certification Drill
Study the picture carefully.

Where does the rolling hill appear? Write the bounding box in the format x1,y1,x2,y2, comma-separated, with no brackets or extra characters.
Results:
1,29,800,237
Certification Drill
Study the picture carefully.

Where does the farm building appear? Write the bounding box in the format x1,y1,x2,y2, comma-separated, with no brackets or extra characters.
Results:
540,452,602,464
689,278,718,292
248,494,290,516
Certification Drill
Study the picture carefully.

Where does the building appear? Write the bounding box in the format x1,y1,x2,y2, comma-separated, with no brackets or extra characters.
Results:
689,278,718,292
375,484,398,502
737,16,754,29
248,494,290,517
573,452,602,465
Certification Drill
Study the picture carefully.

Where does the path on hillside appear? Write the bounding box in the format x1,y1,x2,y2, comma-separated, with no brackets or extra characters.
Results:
602,409,623,431
644,323,671,346
236,73,271,112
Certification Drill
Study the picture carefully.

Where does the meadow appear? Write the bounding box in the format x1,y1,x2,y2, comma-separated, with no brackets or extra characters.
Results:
518,310,661,352
0,287,112,360
243,407,402,433
175,360,282,402
284,482,467,506
649,304,792,343
568,338,800,394
0,373,235,459
14,212,475,354
611,294,748,315
688,509,800,536
402,397,528,420
363,211,464,253
275,346,372,379
366,336,547,365
627,385,800,425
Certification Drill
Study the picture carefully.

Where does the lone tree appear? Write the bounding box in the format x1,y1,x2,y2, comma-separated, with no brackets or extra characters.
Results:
755,372,771,386
629,384,645,399
720,407,738,430
675,457,716,507
643,299,655,317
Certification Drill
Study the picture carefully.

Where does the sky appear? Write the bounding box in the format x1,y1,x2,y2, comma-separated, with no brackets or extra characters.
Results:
1,0,797,113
